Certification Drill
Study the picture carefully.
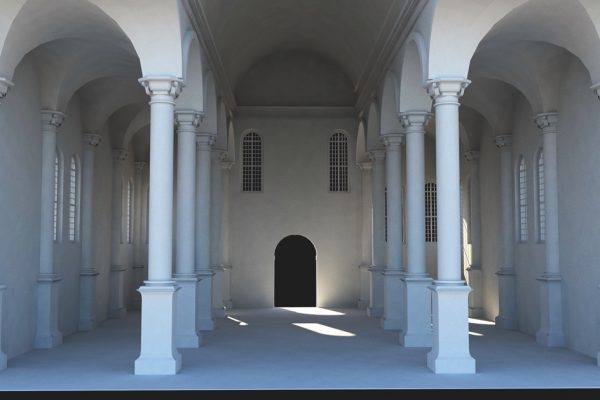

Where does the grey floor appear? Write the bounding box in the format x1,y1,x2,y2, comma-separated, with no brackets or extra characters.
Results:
0,307,599,391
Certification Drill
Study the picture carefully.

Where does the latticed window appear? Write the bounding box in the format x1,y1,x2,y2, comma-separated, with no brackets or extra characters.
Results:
384,186,388,242
242,132,262,192
518,156,528,242
425,182,437,242
536,149,545,242
126,180,133,244
329,131,348,192
53,150,62,242
68,156,79,242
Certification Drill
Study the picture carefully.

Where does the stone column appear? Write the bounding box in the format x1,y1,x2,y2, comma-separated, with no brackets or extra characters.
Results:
211,148,226,318
0,285,6,370
109,148,128,319
494,135,518,330
426,78,475,374
357,161,373,309
399,111,433,347
196,132,215,331
132,162,147,310
221,160,234,309
174,110,203,348
78,133,102,331
463,150,483,318
367,149,386,318
134,77,183,375
381,133,404,330
534,113,565,347
0,78,14,104
35,110,65,349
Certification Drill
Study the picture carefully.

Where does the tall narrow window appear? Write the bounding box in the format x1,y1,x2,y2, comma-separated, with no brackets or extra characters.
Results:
401,185,406,244
518,156,528,242
68,155,80,242
242,132,262,192
536,149,545,242
384,186,388,242
126,180,133,244
329,131,348,192
425,182,437,242
53,150,62,242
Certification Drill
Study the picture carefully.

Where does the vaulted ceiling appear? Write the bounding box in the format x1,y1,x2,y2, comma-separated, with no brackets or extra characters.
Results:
186,0,425,109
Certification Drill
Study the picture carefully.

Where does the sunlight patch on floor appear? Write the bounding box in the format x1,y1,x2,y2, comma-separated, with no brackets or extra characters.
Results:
469,318,495,326
281,307,345,316
292,323,355,337
227,316,248,326
469,331,484,337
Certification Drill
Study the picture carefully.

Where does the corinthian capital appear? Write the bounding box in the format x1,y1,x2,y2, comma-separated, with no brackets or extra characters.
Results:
175,109,204,128
494,135,512,150
399,111,432,129
41,110,66,129
83,133,102,147
138,76,184,99
463,151,480,162
534,112,558,134
426,78,470,101
112,148,129,161
0,77,14,100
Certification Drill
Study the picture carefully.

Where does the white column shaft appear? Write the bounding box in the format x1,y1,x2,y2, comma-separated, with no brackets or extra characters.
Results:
147,97,176,283
543,131,559,276
384,138,403,270
196,138,212,272
469,157,482,267
81,144,95,270
360,164,373,265
500,146,514,271
406,128,426,275
134,163,145,267
371,154,386,267
40,122,58,275
176,128,197,276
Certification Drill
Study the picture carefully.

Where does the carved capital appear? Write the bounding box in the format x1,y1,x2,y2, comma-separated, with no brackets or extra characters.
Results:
463,151,480,162
398,111,432,130
175,109,204,128
212,148,228,161
83,133,102,147
0,77,14,100
426,78,470,103
367,148,386,162
381,133,404,147
221,160,234,171
357,161,372,171
494,135,512,149
112,148,129,161
196,132,216,149
534,112,559,135
41,110,65,129
590,82,600,100
138,76,184,99
135,162,147,171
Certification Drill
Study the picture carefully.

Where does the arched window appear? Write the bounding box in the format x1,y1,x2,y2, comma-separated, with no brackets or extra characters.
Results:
242,131,262,192
125,180,133,244
329,131,348,192
517,155,528,242
425,182,437,242
536,149,545,242
67,155,80,242
53,149,63,242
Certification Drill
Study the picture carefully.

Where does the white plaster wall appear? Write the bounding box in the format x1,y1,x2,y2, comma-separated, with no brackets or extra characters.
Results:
230,111,361,308
0,56,42,358
510,94,544,337
556,57,600,358
479,123,501,322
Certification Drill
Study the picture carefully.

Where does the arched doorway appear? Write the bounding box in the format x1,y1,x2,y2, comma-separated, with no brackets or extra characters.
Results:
274,235,316,307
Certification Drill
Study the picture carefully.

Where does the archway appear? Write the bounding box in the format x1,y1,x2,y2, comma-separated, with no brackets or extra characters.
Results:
274,235,316,307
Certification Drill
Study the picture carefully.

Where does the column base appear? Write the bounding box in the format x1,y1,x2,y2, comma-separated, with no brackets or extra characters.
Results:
135,282,181,375
400,275,433,348
174,275,202,349
535,274,565,347
109,266,127,319
223,300,233,309
367,266,384,319
495,269,517,330
367,306,383,318
78,269,99,332
382,269,403,331
427,282,476,374
196,270,215,331
34,274,63,349
466,266,483,319
132,265,145,310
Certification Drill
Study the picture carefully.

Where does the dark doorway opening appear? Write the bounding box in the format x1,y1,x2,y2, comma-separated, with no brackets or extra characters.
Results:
274,235,316,307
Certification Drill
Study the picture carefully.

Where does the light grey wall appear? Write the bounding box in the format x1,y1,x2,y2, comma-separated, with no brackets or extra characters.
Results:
229,110,361,308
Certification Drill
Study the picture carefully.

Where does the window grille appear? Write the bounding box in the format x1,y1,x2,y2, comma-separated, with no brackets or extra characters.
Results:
53,151,62,242
68,156,79,241
242,132,262,192
425,182,437,242
384,186,388,242
537,150,545,242
329,131,348,192
518,156,528,242
126,180,133,244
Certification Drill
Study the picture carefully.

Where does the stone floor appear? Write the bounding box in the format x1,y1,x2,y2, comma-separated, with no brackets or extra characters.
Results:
0,307,599,391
